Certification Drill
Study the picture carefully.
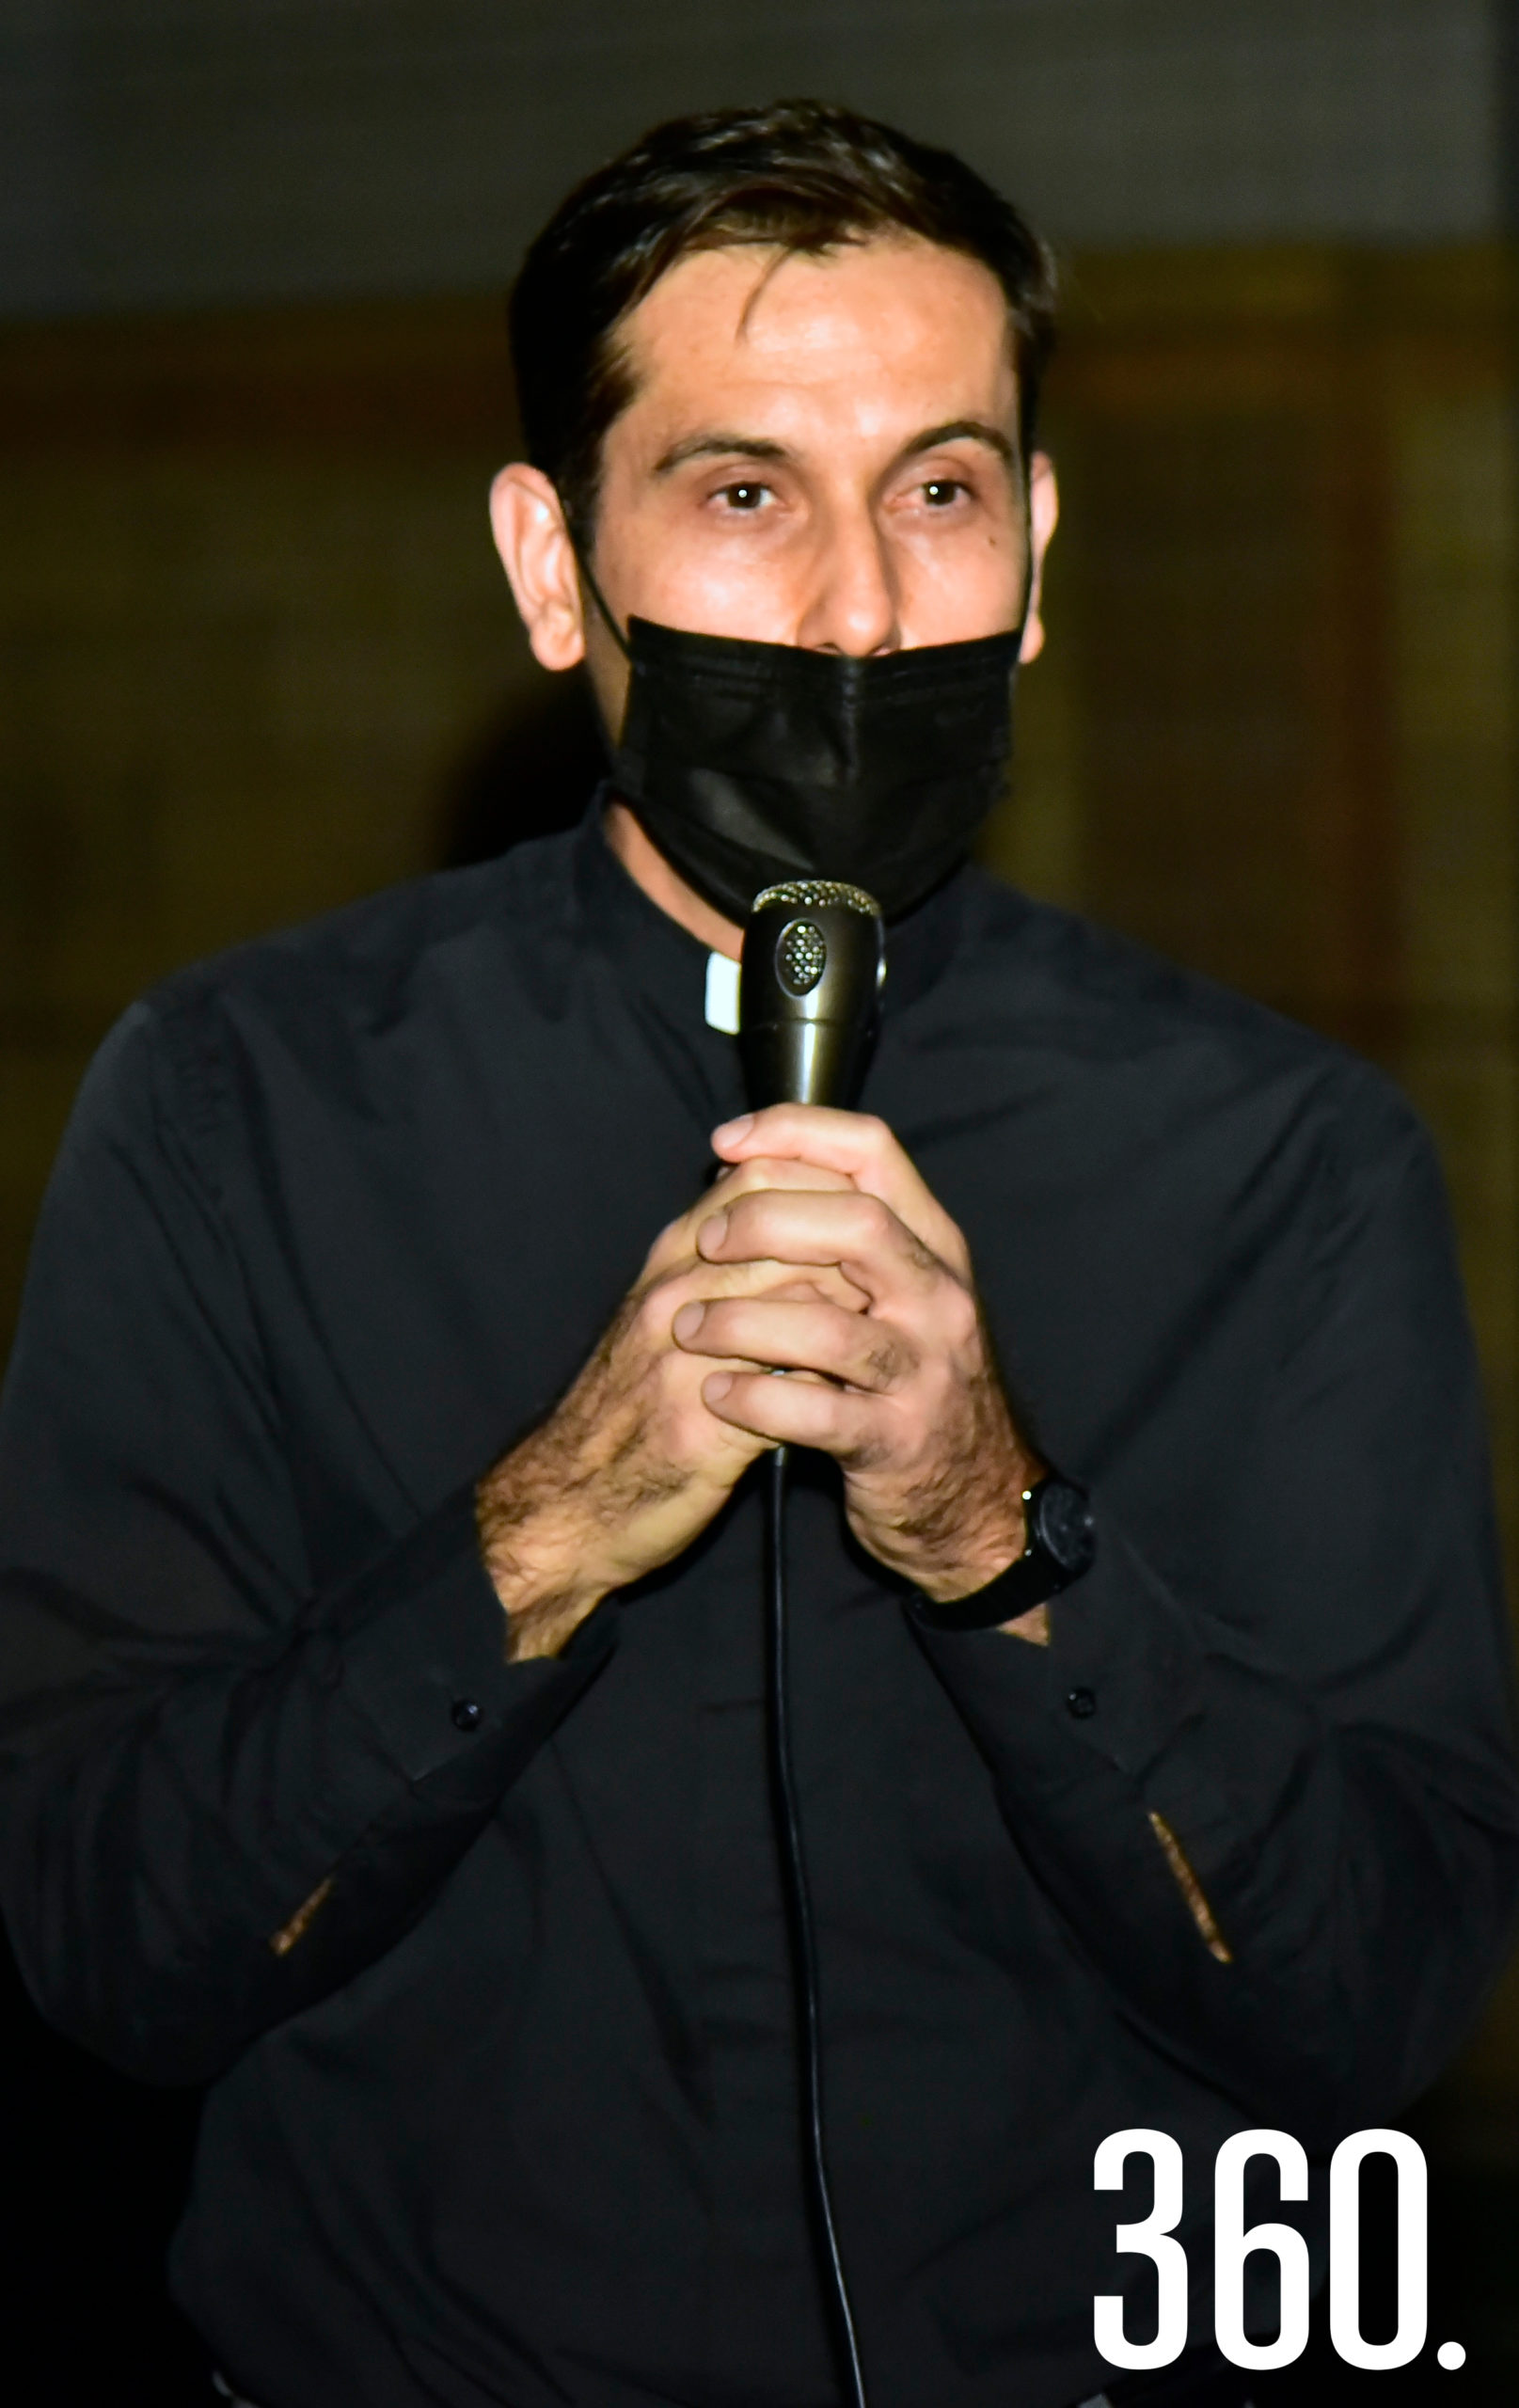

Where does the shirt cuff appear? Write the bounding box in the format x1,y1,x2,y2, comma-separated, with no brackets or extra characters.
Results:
907,1510,1210,1796
323,1483,618,1789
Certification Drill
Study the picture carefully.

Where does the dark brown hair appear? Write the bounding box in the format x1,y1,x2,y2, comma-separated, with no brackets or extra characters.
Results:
509,99,1058,543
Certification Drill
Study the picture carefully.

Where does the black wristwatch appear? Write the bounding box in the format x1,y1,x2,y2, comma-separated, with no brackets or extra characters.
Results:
914,1474,1096,1633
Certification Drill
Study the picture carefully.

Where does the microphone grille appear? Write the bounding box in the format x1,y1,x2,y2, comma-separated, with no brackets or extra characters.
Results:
752,879,881,918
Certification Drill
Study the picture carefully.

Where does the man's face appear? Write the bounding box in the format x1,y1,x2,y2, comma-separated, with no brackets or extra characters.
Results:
494,233,1056,740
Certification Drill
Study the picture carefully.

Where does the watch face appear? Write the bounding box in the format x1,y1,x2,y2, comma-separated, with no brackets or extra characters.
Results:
1034,1480,1096,1575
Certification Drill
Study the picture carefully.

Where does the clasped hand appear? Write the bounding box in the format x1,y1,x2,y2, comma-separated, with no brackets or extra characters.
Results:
477,1105,1040,1658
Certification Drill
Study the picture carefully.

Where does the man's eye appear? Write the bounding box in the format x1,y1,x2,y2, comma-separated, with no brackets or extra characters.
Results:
922,479,968,507
718,482,770,511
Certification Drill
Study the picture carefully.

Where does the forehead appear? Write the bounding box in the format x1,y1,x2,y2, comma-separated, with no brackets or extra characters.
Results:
612,235,1018,445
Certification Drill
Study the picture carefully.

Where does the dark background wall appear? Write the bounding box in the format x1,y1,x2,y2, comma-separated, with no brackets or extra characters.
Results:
0,0,1502,317
2,5,1517,2400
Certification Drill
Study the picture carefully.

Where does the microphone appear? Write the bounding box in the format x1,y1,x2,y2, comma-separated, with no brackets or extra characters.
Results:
737,880,886,1111
735,877,883,2408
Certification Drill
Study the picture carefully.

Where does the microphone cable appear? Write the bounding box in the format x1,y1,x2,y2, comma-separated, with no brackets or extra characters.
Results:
764,1440,870,2408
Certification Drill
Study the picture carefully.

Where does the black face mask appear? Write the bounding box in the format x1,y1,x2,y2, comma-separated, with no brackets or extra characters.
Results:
601,611,1023,926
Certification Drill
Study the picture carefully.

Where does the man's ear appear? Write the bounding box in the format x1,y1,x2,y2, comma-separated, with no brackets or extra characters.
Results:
489,465,587,671
1019,451,1059,665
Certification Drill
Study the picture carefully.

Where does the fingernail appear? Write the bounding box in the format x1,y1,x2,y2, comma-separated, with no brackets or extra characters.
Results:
712,1114,753,1144
672,1301,704,1341
704,1372,734,1403
697,1212,727,1256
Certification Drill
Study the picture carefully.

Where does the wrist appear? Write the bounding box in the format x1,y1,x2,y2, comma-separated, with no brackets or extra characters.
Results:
913,1472,1096,1633
474,1467,611,1661
906,1443,1042,1607
910,1528,1025,1608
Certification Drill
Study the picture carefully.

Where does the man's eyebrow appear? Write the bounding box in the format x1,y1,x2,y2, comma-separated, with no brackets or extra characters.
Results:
652,433,794,476
650,420,1018,479
896,418,1017,468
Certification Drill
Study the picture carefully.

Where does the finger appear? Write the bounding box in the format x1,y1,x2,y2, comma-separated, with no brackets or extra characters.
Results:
643,1157,857,1280
655,1253,872,1319
709,1107,966,1267
673,1296,910,1391
758,1275,870,1308
710,1105,899,1182
697,1187,942,1300
706,1154,856,1199
702,1367,887,1460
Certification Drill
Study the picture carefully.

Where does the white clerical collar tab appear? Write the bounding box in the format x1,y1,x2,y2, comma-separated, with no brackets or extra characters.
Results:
704,951,741,1035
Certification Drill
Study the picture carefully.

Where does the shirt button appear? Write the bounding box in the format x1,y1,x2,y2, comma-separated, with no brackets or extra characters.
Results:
1066,1687,1097,1719
451,1697,483,1732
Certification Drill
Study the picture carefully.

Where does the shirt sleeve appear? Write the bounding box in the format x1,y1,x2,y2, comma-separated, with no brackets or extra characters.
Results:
910,1100,1519,2148
0,1000,616,2086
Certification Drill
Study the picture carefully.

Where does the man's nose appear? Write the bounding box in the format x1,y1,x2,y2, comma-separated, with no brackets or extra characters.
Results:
792,509,901,657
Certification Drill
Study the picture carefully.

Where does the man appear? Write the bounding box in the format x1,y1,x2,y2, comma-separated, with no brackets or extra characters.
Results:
1,99,1515,2408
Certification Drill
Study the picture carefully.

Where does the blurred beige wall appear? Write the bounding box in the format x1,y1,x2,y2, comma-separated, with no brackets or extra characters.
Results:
0,299,537,1349
988,246,1518,1597
988,245,1519,2147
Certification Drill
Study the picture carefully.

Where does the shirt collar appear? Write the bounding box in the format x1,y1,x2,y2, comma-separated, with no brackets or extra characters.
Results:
571,790,971,1034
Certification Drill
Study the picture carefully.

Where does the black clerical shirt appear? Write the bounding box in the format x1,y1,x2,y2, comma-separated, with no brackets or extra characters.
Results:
1,810,1516,2408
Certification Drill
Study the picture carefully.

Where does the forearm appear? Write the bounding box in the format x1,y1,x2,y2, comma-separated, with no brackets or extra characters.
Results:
911,1527,1519,2143
475,1416,627,1662
0,1489,615,2083
476,1476,609,1662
